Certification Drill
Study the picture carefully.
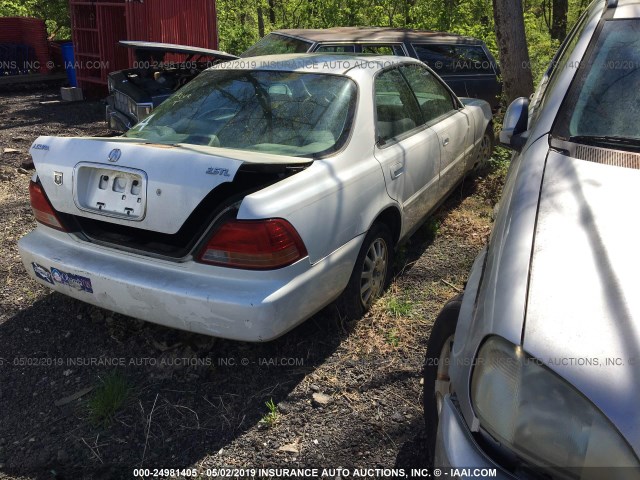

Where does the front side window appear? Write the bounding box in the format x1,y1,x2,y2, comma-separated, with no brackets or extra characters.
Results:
241,33,312,57
413,44,494,74
400,64,456,123
125,70,357,158
375,68,422,142
554,19,640,147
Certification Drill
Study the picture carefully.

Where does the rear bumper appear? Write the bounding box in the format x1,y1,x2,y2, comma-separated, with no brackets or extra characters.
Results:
18,226,361,341
435,395,513,478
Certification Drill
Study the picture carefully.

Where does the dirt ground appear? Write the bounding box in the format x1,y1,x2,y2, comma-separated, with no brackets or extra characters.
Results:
0,85,505,480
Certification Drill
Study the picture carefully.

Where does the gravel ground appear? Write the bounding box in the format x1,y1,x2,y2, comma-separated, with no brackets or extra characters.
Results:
0,86,503,480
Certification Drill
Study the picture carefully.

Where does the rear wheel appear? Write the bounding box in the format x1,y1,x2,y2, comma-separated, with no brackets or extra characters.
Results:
338,223,394,319
423,294,462,465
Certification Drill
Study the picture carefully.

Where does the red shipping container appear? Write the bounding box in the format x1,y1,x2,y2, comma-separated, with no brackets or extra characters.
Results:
69,0,218,94
0,17,50,74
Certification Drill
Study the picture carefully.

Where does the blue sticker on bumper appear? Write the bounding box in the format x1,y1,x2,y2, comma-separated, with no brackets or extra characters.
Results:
50,267,93,293
32,263,54,284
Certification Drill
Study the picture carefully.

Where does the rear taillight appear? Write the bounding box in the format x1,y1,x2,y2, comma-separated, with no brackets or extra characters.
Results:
198,219,308,270
29,180,67,231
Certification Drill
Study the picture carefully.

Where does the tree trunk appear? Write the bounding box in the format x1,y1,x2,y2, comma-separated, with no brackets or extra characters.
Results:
258,6,265,37
493,0,534,103
268,0,276,24
551,0,568,41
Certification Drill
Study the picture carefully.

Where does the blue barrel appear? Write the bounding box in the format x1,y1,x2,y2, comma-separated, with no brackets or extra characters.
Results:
61,42,77,87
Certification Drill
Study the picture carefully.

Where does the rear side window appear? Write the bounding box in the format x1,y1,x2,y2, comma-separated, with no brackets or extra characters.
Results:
375,68,422,142
413,44,494,74
400,64,456,123
361,44,405,56
315,44,356,53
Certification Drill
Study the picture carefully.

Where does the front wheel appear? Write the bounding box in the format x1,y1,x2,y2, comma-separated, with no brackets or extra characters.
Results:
423,294,462,465
474,125,495,171
338,223,394,320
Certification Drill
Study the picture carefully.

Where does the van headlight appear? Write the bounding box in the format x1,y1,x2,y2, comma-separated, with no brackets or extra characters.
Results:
471,336,639,478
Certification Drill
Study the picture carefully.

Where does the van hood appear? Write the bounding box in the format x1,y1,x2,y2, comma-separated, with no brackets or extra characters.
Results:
30,136,309,235
524,149,640,453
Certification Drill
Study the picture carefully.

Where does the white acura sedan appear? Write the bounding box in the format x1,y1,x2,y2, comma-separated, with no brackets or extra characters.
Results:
18,54,492,341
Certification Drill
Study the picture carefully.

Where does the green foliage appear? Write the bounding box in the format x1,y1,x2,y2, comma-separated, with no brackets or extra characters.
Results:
217,0,588,87
490,145,512,168
0,0,589,89
88,370,131,427
524,6,561,82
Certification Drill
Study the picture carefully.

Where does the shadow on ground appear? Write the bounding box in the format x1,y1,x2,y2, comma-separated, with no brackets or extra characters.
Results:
0,290,353,479
0,175,485,479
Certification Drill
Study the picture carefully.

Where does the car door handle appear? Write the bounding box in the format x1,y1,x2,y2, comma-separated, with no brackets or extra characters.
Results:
442,137,450,147
390,163,404,179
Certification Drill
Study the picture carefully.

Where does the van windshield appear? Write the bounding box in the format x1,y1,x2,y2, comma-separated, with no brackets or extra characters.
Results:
125,69,357,158
554,19,640,148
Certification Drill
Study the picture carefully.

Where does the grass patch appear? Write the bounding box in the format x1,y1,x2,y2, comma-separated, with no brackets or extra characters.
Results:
386,297,414,317
88,370,131,427
261,398,278,427
385,329,400,347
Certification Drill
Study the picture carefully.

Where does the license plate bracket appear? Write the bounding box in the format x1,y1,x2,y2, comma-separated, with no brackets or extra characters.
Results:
73,162,147,221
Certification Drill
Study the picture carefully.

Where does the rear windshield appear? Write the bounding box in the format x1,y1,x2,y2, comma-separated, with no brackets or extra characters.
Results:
554,19,640,145
125,69,357,158
413,44,495,75
241,33,312,57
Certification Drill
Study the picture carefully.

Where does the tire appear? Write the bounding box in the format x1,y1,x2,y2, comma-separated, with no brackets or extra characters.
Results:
474,124,495,171
338,223,394,320
423,293,463,465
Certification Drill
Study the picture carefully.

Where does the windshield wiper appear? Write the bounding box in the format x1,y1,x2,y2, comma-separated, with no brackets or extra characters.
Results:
570,135,640,151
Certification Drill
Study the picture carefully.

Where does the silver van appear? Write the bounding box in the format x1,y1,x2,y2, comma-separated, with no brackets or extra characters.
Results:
423,0,640,477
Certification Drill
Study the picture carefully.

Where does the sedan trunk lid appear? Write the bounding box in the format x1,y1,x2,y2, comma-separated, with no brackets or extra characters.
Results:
30,136,309,235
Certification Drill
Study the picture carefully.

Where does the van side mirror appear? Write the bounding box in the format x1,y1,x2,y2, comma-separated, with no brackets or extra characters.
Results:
499,97,529,151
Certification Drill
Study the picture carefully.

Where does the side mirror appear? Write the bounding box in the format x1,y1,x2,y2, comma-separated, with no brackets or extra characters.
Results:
499,97,529,151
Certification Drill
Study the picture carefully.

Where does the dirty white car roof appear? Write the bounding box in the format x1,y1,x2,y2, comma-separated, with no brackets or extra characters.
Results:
210,53,419,75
